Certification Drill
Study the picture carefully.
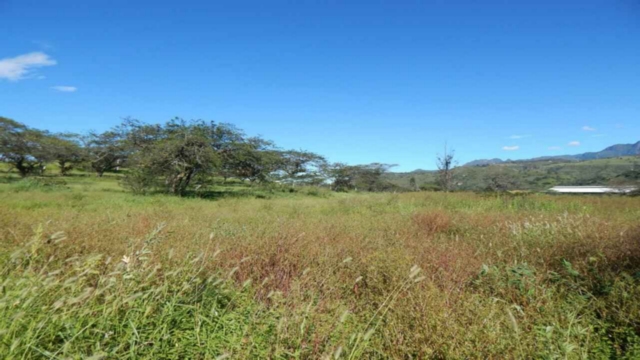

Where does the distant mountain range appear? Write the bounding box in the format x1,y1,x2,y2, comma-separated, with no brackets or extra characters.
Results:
385,144,639,191
463,141,640,167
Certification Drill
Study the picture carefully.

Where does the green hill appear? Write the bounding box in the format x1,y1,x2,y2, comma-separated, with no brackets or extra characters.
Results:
386,156,640,191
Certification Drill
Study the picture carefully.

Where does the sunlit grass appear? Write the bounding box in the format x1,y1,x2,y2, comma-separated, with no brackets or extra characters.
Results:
1,175,639,358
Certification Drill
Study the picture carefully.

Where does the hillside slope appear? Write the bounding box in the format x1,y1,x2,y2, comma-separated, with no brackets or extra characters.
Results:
386,156,640,191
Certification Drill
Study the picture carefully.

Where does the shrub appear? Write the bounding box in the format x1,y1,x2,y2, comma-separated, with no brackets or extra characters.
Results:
419,182,441,192
120,168,159,195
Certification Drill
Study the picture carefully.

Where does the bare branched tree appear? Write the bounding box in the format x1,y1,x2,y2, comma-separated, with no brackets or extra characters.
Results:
436,143,457,192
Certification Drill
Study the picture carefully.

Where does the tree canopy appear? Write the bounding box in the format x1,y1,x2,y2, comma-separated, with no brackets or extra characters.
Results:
0,116,405,195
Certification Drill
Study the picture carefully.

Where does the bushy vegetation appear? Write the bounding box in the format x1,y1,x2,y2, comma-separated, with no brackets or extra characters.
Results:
1,172,639,358
1,116,403,195
4,116,638,195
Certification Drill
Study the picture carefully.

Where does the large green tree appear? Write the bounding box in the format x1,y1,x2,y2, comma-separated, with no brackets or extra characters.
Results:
123,118,227,195
278,150,326,185
326,162,395,192
0,117,54,177
46,133,85,175
82,130,127,177
225,137,281,183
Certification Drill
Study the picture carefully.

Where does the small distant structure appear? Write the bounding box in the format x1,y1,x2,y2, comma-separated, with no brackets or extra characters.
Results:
547,186,637,194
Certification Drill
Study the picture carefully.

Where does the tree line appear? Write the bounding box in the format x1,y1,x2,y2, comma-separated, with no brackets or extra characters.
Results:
1,116,402,196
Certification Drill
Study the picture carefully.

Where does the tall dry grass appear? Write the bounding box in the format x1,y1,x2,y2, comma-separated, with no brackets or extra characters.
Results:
1,181,639,358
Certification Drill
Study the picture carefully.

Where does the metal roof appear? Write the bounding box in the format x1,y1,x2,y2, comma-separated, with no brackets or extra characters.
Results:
548,186,637,194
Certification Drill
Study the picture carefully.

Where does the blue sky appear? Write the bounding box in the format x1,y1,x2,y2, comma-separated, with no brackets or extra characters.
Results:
1,0,639,171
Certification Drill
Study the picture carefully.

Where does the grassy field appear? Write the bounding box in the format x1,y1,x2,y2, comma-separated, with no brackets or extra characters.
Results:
1,173,639,358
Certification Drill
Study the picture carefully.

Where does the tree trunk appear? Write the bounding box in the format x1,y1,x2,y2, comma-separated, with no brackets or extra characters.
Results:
179,169,197,196
58,160,69,176
183,169,195,193
170,174,183,195
15,159,29,177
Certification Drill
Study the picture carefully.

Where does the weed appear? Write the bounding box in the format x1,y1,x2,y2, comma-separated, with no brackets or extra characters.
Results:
0,176,639,358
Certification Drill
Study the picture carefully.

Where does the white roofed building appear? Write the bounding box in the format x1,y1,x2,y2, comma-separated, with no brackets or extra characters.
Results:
548,186,637,194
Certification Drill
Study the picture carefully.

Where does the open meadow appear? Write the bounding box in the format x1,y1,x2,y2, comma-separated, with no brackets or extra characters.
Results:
0,174,639,359
4,1,640,358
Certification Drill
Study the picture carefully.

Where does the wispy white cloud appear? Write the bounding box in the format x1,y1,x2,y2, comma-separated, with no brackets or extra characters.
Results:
51,85,77,92
0,52,57,81
548,146,562,150
508,135,529,139
502,145,519,151
615,123,624,129
582,126,596,131
568,141,580,146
